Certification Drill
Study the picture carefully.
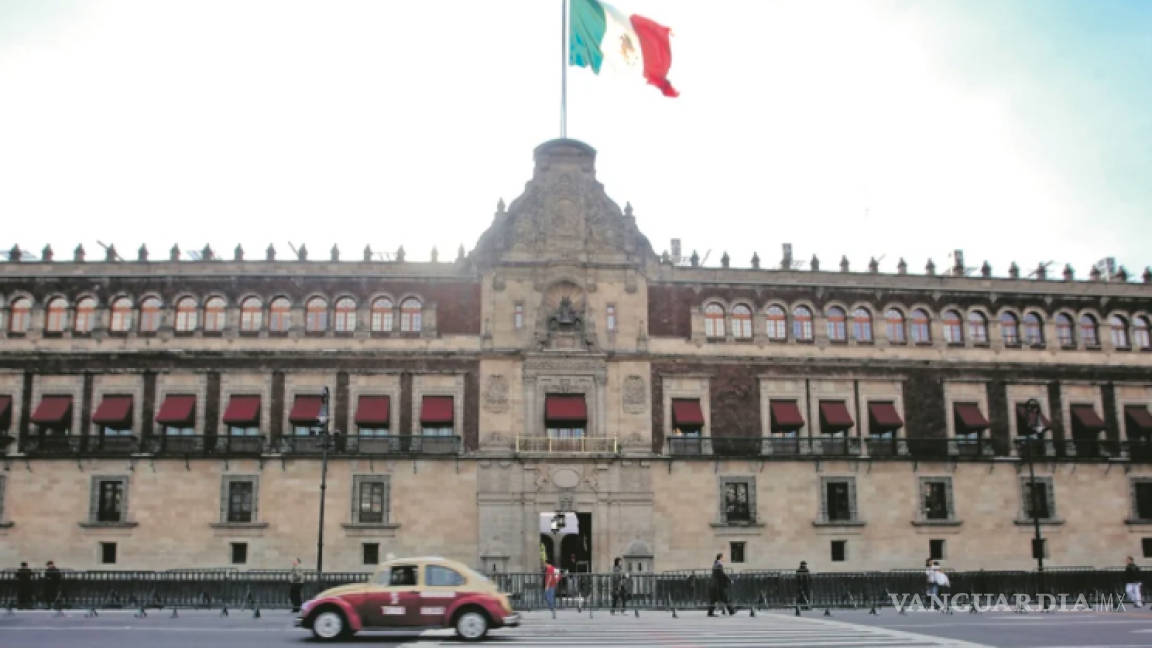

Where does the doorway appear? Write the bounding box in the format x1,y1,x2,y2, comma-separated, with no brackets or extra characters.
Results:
538,511,592,574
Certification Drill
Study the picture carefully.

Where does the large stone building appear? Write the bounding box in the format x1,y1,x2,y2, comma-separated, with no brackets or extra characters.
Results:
2,139,1152,574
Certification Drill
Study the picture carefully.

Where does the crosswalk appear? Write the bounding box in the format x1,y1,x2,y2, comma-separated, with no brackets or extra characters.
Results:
461,610,992,647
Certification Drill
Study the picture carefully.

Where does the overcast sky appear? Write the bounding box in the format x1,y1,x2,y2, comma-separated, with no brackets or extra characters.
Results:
1,0,1149,277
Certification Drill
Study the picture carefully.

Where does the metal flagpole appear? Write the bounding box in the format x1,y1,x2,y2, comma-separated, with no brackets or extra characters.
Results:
561,0,567,138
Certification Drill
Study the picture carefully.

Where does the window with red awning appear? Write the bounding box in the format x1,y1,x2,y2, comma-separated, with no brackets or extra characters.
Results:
770,400,805,431
544,395,586,422
671,399,704,426
355,395,391,426
420,395,454,424
289,395,324,425
954,402,990,432
868,402,904,431
92,395,133,426
31,395,73,426
222,395,261,425
819,401,854,432
155,395,196,425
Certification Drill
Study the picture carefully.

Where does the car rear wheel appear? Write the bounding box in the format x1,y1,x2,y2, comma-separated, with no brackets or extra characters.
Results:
311,609,348,640
455,609,489,641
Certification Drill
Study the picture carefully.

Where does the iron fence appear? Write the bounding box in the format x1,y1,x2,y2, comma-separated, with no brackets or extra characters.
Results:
0,567,1137,611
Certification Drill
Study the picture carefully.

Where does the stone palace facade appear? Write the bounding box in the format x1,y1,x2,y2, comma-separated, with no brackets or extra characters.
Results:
2,139,1152,574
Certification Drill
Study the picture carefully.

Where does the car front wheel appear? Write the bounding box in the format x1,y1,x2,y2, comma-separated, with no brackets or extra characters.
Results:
311,609,348,641
455,609,489,641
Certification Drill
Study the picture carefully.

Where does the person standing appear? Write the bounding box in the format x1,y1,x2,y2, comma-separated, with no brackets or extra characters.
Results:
42,560,62,609
289,558,304,613
795,561,811,610
610,557,629,614
1125,556,1143,608
708,553,735,616
16,562,33,609
544,562,560,619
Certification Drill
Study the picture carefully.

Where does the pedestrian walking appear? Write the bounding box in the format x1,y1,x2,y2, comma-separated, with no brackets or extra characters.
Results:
16,562,33,609
610,557,629,614
544,562,560,619
289,557,304,613
42,560,62,609
707,552,735,616
795,560,811,610
1125,556,1143,607
924,558,939,601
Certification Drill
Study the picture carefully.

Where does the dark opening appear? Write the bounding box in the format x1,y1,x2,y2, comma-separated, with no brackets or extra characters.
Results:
929,539,945,561
1031,538,1046,560
231,542,248,564
830,540,846,562
1143,538,1152,559
363,543,379,565
100,542,117,564
1136,483,1152,520
826,482,851,521
730,541,745,564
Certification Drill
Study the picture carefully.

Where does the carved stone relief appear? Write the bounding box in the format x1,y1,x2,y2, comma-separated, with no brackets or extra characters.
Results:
622,375,646,413
484,375,509,412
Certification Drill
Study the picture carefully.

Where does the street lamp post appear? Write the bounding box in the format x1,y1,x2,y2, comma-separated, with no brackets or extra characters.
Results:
1022,398,1048,599
315,387,334,576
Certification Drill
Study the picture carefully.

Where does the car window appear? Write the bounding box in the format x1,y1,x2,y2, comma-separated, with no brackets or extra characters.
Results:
388,565,417,586
425,565,465,587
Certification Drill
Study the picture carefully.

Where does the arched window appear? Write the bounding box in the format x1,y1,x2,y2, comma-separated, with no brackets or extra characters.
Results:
334,297,357,332
942,310,963,344
910,309,931,344
139,297,161,333
175,297,198,332
305,297,329,332
400,297,422,332
371,297,394,332
110,297,134,333
1054,314,1074,347
1079,314,1099,347
967,312,988,344
74,297,97,334
885,309,906,343
8,297,32,333
1134,316,1152,350
852,308,872,342
240,297,263,332
765,305,786,340
826,306,847,341
269,297,291,332
703,303,725,338
793,306,813,341
731,304,752,339
202,296,226,332
1023,312,1044,346
1000,313,1020,346
1110,316,1130,349
45,297,68,333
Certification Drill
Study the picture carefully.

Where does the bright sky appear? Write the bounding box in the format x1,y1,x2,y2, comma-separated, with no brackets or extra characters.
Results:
1,0,1150,276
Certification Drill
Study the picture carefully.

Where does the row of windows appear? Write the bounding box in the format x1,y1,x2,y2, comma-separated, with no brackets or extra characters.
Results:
702,301,1152,349
1,295,425,335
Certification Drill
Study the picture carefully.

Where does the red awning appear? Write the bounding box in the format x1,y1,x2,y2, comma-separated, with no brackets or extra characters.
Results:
1015,403,1050,431
868,402,904,430
31,395,72,425
289,395,324,425
155,395,196,425
420,395,454,424
770,401,805,429
222,395,261,425
355,395,391,426
819,401,854,430
1126,405,1152,434
1070,404,1106,432
671,399,704,426
0,395,11,423
954,403,990,431
92,396,133,425
545,395,587,422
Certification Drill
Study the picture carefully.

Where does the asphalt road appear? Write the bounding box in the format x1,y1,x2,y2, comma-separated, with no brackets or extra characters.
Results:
3,607,1150,647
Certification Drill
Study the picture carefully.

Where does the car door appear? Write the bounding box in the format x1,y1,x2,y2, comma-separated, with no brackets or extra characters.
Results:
357,564,421,628
418,564,466,626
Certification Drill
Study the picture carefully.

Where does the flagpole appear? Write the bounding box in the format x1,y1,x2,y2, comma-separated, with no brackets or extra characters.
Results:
561,0,568,138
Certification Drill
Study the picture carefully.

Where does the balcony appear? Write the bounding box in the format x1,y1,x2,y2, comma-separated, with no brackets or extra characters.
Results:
515,436,617,454
665,435,863,458
145,435,208,455
20,435,82,456
213,435,264,455
344,434,460,455
92,434,140,454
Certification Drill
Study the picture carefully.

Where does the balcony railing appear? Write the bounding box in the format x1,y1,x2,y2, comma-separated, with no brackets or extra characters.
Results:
213,435,264,455
516,436,618,454
343,434,460,455
20,435,83,456
144,435,208,455
666,435,863,457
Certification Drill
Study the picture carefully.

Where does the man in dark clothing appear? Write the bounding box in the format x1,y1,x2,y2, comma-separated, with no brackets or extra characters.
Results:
16,562,34,609
42,561,62,609
610,557,629,614
796,561,811,610
708,553,735,616
1125,556,1143,607
289,558,304,613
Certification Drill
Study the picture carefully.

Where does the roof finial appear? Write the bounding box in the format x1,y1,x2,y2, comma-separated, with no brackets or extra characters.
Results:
925,258,936,275
396,245,405,262
234,244,243,261
74,243,86,262
751,251,760,269
266,243,276,261
169,244,180,262
363,245,373,262
810,254,820,271
331,244,340,262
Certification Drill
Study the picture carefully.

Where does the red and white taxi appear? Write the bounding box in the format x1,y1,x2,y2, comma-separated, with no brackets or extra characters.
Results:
296,556,520,641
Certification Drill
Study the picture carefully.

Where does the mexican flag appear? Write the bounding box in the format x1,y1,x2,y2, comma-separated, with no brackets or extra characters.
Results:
569,0,678,97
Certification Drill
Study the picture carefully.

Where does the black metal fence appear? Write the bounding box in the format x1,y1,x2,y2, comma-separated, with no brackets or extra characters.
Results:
0,567,1136,611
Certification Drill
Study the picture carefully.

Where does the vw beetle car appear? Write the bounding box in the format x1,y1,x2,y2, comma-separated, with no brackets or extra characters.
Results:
296,556,520,641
